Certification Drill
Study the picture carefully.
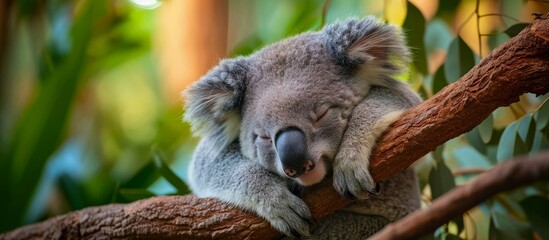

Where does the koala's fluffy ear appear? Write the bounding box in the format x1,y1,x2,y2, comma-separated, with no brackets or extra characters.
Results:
323,17,411,86
183,57,248,148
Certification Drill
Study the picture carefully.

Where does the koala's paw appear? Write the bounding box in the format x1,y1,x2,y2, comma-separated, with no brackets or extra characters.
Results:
257,189,312,238
333,149,380,200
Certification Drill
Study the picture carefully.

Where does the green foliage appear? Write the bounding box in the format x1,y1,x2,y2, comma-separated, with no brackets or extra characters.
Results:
116,149,189,202
504,23,530,38
489,211,534,240
432,65,447,95
429,157,456,200
402,2,549,239
402,1,428,75
444,37,476,83
0,0,108,230
0,0,192,232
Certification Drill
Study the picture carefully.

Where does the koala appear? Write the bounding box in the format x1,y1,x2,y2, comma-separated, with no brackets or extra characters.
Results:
184,17,421,239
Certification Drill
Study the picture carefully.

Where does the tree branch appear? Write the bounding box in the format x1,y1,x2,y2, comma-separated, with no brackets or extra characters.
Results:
370,151,549,240
2,17,549,240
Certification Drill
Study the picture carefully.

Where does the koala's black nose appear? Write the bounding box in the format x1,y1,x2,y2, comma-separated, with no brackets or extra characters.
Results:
275,128,315,178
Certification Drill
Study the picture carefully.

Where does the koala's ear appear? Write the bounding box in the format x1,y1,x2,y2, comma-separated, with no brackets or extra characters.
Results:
323,17,410,81
183,57,248,147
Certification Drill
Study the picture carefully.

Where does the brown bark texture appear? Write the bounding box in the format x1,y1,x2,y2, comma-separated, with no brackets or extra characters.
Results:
2,17,549,240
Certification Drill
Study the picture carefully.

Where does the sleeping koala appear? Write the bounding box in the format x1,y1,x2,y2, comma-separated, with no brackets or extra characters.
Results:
184,17,421,238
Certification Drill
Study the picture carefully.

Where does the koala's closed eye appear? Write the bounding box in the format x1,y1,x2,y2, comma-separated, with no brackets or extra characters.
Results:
313,106,330,123
254,133,272,142
312,105,341,126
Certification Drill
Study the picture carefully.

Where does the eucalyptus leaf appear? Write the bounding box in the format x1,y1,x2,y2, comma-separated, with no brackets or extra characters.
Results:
432,65,447,95
402,1,428,75
504,23,529,38
124,161,161,189
513,132,529,157
433,144,445,163
118,188,156,202
517,114,536,151
534,99,549,131
57,174,88,210
531,131,549,154
487,33,509,51
497,121,519,162
429,160,456,200
445,37,476,83
489,211,534,240
479,114,494,144
453,147,492,169
465,127,487,154
152,150,189,194
425,20,453,54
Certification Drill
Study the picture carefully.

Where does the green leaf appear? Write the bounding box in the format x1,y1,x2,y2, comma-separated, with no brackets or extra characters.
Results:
433,144,445,163
152,150,189,194
124,161,161,189
432,65,447,95
531,131,549,154
444,37,476,83
497,121,519,162
504,23,529,38
429,160,456,200
118,188,156,202
489,211,534,240
57,174,88,210
479,114,494,144
465,127,487,154
487,32,509,51
453,147,492,169
517,114,536,151
425,20,453,54
534,99,549,131
402,1,428,75
520,196,549,239
513,133,529,157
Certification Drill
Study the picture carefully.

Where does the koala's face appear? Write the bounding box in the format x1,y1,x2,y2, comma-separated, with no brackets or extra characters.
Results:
184,17,410,187
239,34,363,186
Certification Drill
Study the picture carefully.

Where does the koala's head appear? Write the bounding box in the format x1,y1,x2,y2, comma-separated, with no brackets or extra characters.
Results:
184,17,409,186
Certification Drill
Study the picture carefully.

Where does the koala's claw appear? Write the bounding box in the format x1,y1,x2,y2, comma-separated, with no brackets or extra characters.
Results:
333,157,377,200
260,190,312,238
369,182,381,195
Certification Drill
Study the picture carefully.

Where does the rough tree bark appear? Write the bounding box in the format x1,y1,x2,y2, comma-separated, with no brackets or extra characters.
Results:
2,16,549,240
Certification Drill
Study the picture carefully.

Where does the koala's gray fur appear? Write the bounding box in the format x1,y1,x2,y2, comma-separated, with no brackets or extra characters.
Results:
184,17,421,238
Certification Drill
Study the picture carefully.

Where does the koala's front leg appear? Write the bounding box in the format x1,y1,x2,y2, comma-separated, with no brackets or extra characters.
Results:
333,87,414,199
189,138,312,238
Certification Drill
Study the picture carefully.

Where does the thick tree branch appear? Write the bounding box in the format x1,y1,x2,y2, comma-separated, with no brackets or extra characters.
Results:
370,151,549,240
2,17,549,240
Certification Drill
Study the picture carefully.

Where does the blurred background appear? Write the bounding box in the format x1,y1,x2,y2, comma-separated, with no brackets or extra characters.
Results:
1,0,548,239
